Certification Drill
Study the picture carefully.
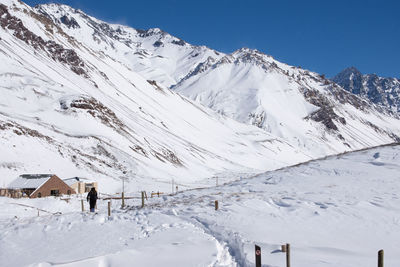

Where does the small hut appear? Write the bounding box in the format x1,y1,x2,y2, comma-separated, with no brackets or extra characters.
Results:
7,174,74,198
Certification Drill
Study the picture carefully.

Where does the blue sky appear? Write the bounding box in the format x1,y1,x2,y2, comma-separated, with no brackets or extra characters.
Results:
24,0,399,78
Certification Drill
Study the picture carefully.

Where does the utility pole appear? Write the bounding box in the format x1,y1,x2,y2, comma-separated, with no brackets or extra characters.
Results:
122,178,125,208
121,171,127,208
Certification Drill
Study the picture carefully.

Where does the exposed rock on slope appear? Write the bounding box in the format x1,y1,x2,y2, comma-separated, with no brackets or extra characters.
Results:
333,67,400,113
0,4,86,76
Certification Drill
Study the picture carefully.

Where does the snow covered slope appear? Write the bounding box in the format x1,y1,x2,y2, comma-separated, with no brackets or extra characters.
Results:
31,2,400,158
34,3,223,88
0,0,309,192
173,48,400,156
332,67,400,113
1,144,400,267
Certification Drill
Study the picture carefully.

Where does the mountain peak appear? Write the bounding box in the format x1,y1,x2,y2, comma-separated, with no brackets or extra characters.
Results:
36,3,81,15
335,66,362,77
332,67,362,82
332,67,400,112
233,47,268,57
345,66,360,72
229,47,277,68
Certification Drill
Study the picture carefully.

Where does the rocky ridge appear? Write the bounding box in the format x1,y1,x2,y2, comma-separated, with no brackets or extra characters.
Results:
332,67,400,113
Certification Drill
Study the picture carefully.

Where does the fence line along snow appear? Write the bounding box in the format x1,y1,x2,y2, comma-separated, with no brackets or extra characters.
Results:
257,244,386,267
10,202,61,216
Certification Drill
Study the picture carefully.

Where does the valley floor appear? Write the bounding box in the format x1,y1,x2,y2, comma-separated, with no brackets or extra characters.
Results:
1,145,400,267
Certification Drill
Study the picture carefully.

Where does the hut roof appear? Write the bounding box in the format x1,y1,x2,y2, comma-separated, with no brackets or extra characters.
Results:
63,177,92,186
8,174,54,189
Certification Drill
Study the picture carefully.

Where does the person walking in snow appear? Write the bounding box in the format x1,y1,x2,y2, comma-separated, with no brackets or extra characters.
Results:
87,187,98,212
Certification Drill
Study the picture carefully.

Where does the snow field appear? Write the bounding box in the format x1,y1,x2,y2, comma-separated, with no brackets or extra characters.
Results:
1,145,400,266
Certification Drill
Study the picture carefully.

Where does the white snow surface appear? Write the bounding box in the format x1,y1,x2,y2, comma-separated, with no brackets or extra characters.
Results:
1,144,400,267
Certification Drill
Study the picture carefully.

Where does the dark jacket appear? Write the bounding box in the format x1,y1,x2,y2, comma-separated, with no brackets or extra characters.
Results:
87,190,98,203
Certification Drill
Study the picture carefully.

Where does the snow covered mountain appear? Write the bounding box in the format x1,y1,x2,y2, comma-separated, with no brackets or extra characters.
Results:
34,3,223,88
1,0,400,193
173,48,400,155
0,0,308,191
332,67,400,113
32,2,400,156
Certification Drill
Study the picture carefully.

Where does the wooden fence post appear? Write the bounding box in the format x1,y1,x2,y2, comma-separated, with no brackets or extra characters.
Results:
108,201,111,217
81,199,84,212
286,243,291,267
141,191,145,208
121,191,125,208
255,244,261,267
378,249,384,267
215,200,219,210
281,244,286,252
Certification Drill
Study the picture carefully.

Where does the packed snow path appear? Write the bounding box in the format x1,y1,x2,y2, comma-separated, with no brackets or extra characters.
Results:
1,145,400,267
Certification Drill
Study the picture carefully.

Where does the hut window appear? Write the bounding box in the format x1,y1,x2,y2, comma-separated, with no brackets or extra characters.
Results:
50,190,59,196
38,193,42,198
67,190,71,195
85,183,93,192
